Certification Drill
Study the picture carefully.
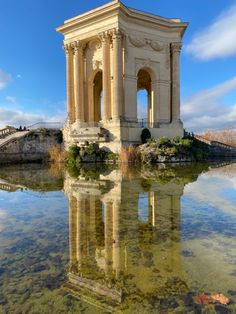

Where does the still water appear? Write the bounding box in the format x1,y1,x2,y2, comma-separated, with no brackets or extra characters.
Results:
0,162,235,313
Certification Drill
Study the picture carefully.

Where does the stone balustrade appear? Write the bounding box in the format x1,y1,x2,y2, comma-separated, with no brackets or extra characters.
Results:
0,127,16,139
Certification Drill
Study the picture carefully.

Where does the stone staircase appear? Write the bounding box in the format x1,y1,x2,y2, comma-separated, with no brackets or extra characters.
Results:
0,129,29,150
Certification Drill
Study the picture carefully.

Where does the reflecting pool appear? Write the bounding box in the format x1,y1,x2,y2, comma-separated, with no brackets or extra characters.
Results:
0,162,235,313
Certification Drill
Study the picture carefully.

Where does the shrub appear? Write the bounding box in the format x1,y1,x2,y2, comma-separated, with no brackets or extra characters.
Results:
141,128,151,144
180,138,193,148
84,143,99,156
76,156,82,167
156,137,172,148
172,136,181,145
48,144,65,163
120,146,141,164
66,145,80,165
39,128,50,136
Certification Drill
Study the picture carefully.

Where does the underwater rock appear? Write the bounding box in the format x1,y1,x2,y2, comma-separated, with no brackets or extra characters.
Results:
214,305,231,314
228,290,236,296
181,250,195,257
32,263,48,273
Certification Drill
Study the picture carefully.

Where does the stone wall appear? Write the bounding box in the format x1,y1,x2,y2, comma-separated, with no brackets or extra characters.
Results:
0,129,63,164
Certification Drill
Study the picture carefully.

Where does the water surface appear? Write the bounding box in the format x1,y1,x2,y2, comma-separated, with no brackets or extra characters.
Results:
0,162,235,313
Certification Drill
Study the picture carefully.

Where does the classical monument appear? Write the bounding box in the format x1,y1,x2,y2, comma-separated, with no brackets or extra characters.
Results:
57,0,188,152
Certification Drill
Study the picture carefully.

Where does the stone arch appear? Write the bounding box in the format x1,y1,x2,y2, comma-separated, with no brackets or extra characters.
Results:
136,67,156,128
88,69,103,122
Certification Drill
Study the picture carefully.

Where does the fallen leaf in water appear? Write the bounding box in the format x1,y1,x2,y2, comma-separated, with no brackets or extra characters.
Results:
210,294,230,305
194,292,210,305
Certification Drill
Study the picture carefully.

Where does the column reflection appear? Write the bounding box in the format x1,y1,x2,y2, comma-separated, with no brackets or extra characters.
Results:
63,165,201,310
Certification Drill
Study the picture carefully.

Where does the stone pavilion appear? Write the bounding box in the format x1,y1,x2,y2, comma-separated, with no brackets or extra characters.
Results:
56,0,188,152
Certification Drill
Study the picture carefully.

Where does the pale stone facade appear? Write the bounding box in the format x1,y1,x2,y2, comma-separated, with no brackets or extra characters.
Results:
56,0,188,152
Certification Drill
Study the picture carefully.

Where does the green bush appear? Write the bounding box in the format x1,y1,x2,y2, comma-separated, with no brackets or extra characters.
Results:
172,136,181,145
180,138,193,148
156,137,172,148
141,128,151,144
66,145,80,165
85,143,99,155
67,145,80,159
76,156,82,167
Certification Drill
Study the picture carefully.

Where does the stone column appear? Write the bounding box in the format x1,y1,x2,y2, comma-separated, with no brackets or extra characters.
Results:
112,29,123,120
74,41,84,123
77,197,83,265
69,196,78,267
101,32,111,120
171,43,182,123
104,201,113,275
113,200,121,278
64,44,74,122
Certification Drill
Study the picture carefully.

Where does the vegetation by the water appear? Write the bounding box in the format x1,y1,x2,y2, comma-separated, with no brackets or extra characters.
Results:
56,134,210,168
138,135,209,163
65,143,118,166
48,144,65,164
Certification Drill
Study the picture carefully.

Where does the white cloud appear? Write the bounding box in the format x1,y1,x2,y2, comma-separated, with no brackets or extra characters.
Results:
0,107,66,129
185,4,236,60
0,69,11,90
5,96,17,105
182,76,236,131
184,165,236,217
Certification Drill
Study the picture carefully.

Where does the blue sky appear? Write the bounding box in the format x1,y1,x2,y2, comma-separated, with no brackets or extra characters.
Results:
0,0,236,131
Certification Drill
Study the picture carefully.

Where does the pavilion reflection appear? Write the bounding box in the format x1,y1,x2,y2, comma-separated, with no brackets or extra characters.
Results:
63,164,205,310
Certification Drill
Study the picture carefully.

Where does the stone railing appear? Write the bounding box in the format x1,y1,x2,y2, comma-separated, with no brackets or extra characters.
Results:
0,127,16,139
27,122,64,130
195,135,236,157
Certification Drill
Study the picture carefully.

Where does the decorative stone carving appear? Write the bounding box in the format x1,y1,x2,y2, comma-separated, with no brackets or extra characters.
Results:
129,35,164,52
149,41,164,52
88,39,102,50
99,31,111,43
92,60,102,70
64,43,73,54
112,28,123,40
171,42,182,54
129,35,146,47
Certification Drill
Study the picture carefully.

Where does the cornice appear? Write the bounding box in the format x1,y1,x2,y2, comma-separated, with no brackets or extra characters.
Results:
56,0,188,38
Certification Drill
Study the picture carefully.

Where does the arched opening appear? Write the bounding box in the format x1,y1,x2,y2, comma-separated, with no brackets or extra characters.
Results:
93,71,103,122
137,69,153,128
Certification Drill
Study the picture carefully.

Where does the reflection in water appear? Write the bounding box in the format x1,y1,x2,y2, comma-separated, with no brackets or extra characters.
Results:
0,162,236,313
62,164,212,312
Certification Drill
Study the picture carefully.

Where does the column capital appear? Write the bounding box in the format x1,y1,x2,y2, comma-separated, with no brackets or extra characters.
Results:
99,31,111,43
73,40,83,53
63,43,74,55
111,28,123,40
171,42,182,54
